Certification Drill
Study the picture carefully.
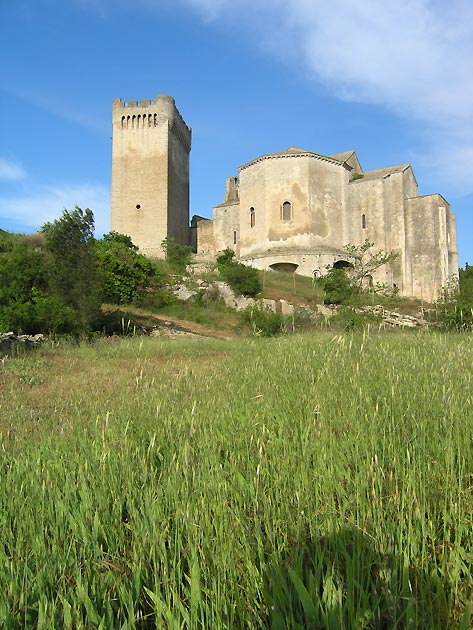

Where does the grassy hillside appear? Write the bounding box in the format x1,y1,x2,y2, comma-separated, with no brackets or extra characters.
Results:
1,331,472,628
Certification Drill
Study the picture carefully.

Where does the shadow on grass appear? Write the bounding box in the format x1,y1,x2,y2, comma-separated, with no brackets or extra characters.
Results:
263,526,456,630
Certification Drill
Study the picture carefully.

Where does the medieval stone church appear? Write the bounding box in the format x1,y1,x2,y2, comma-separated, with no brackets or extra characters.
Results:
111,94,458,301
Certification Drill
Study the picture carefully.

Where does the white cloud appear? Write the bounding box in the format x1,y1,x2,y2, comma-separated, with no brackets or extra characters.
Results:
179,0,473,191
0,183,110,236
65,0,473,192
0,158,27,181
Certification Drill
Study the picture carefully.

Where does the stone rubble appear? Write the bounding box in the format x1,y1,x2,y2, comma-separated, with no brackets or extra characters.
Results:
0,332,46,355
172,279,430,328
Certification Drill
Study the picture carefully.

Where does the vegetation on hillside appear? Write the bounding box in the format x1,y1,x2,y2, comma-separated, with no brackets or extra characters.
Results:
321,240,398,305
0,208,171,336
1,209,472,337
216,248,262,297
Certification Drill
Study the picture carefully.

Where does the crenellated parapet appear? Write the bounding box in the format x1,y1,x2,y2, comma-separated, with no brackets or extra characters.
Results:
112,94,191,151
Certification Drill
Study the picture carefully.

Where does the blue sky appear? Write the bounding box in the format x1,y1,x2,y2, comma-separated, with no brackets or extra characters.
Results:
1,0,472,266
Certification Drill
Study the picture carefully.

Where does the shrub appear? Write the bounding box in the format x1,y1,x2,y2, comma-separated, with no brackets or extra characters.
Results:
322,268,355,305
161,236,192,273
96,233,164,305
239,305,284,336
216,249,262,297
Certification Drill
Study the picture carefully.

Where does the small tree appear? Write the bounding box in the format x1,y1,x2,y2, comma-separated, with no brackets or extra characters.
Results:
216,248,236,272
343,239,398,289
97,232,164,304
322,267,355,305
459,263,473,303
42,206,102,333
321,240,397,305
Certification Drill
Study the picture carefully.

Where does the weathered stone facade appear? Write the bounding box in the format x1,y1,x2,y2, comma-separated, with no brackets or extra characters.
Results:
196,147,458,300
111,95,191,257
110,95,458,301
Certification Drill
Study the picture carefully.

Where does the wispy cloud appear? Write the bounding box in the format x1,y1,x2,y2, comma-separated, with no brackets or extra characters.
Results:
62,0,473,192
180,0,473,191
0,183,110,236
3,86,109,135
0,158,27,181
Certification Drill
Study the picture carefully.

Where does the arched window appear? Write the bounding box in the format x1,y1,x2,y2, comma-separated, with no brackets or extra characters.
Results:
250,207,255,228
282,201,292,222
362,213,366,229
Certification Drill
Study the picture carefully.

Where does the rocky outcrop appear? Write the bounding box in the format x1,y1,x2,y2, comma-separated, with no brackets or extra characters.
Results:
356,305,429,328
173,279,297,315
172,278,431,329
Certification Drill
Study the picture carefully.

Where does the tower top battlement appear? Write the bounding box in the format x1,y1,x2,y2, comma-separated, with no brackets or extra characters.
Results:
112,94,176,110
112,94,191,143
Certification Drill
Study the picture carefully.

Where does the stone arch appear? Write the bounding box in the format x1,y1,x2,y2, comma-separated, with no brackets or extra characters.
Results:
333,260,352,269
270,262,299,273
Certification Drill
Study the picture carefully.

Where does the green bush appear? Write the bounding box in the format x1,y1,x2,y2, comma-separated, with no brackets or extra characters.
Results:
322,268,356,305
42,207,102,333
161,236,192,273
430,274,473,332
329,305,374,331
96,233,164,305
239,305,284,336
216,249,262,297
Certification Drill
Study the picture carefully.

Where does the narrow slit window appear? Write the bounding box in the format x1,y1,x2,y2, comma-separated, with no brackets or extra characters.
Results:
282,201,292,222
233,230,237,244
362,213,366,229
250,207,255,228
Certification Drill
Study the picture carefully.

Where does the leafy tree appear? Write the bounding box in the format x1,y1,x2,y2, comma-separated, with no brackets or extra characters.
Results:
322,267,355,305
0,234,46,332
0,232,77,334
459,263,473,302
42,206,102,332
321,240,398,304
96,232,163,304
161,236,192,273
216,249,262,297
102,231,138,251
343,239,398,289
432,265,473,331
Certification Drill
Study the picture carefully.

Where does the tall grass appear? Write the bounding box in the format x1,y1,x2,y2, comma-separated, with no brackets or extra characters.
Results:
1,332,472,628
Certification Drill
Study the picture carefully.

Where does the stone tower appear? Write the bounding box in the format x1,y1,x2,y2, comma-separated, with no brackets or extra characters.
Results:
111,94,191,257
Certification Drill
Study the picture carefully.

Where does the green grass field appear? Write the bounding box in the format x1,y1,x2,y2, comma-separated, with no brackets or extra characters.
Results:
1,331,472,629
